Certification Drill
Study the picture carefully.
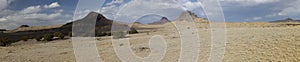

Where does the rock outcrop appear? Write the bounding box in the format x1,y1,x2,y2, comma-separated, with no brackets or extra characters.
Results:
176,11,208,23
148,17,171,25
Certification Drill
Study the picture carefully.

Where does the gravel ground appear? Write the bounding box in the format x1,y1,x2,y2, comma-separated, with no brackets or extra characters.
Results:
0,22,299,62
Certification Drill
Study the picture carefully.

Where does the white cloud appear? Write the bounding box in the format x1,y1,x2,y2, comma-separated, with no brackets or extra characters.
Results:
253,17,262,20
182,1,202,10
243,0,300,21
277,0,300,16
100,5,119,19
20,5,42,14
100,0,189,23
218,0,300,21
100,0,208,23
174,0,203,10
113,0,185,22
0,1,71,29
0,0,16,17
0,0,15,19
220,0,279,3
220,0,280,7
74,9,100,20
0,0,8,10
0,18,7,22
20,2,61,14
44,2,60,8
106,0,124,6
0,9,16,17
0,12,71,29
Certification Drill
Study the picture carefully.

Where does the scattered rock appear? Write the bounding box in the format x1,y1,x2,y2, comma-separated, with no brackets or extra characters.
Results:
139,47,150,51
7,50,14,53
172,36,177,38
59,52,68,54
120,43,124,46
96,38,101,40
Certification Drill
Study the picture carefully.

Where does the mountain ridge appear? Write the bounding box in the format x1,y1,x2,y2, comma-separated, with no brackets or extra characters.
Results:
270,18,300,22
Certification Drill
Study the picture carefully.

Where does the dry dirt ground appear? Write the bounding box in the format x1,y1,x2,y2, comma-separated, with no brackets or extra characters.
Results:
0,22,300,62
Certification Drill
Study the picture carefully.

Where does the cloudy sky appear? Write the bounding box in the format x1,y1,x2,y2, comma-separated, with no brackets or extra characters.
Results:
0,0,78,29
0,0,300,29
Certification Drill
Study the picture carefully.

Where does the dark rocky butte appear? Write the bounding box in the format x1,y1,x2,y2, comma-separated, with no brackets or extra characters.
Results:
1,12,138,42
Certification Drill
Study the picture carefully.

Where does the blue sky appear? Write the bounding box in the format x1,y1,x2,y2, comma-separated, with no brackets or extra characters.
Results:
0,0,300,29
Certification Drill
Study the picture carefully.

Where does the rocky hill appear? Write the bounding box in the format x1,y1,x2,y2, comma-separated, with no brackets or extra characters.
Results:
148,17,171,25
0,12,138,42
61,12,137,36
176,11,208,23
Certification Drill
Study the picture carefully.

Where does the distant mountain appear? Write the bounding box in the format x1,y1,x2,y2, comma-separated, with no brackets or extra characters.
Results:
1,12,138,42
134,22,142,24
175,11,208,23
20,25,30,28
270,18,300,22
132,22,143,26
148,17,171,25
176,11,197,21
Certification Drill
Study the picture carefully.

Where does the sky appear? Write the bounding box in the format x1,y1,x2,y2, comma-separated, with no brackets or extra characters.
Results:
0,0,300,29
0,0,78,29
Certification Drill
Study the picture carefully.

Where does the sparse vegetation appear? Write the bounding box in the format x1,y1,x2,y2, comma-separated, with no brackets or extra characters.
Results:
113,31,126,39
128,28,138,34
0,37,11,46
54,32,60,37
68,32,72,37
35,36,42,41
106,32,111,36
54,32,64,39
97,32,107,36
20,36,30,41
146,31,150,35
58,34,65,39
43,34,54,41
96,38,101,40
120,43,124,46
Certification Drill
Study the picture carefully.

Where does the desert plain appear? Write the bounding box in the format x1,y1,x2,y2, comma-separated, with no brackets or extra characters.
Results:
0,21,300,62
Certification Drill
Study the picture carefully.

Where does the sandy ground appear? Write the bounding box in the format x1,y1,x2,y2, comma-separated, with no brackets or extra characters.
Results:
0,22,300,62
